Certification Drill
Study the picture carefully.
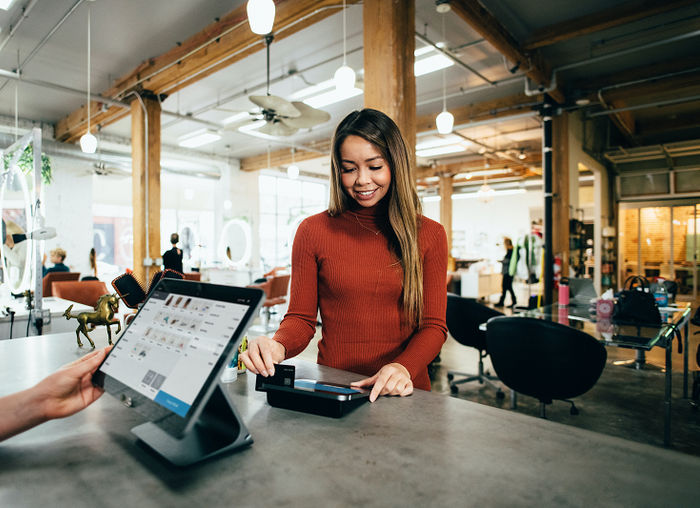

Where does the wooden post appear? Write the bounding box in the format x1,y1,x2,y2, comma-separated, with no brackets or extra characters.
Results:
363,0,416,162
552,111,570,280
439,173,453,265
131,93,161,284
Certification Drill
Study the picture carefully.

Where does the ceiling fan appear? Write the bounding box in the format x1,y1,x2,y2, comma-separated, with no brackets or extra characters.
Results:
243,34,331,137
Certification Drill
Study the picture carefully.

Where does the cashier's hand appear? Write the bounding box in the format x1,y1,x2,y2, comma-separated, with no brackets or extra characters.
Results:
350,363,413,403
241,336,286,376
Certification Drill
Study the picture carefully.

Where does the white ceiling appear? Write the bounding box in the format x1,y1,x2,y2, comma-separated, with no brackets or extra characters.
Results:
1,0,699,179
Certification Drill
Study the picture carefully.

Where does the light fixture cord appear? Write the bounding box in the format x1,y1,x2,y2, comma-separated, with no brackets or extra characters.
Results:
86,6,91,135
441,12,446,112
342,0,347,65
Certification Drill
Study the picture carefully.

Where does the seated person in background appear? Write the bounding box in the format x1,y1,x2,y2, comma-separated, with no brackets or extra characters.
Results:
0,346,110,442
162,233,183,273
242,108,448,402
42,247,69,277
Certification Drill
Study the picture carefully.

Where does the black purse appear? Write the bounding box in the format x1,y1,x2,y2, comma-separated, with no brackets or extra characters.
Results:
613,275,662,326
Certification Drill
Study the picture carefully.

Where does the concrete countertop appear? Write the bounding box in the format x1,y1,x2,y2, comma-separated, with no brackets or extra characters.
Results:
0,332,699,507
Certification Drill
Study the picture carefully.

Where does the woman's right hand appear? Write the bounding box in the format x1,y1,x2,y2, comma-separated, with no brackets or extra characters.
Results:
241,336,286,377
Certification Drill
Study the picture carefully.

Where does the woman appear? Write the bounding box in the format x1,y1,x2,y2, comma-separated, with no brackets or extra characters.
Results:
242,109,448,402
497,237,516,307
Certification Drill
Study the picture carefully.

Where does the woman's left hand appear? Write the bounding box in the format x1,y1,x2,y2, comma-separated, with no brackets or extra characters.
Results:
350,363,413,402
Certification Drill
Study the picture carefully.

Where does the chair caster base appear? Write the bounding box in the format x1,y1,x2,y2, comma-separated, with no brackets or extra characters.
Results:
447,373,454,382
450,385,458,394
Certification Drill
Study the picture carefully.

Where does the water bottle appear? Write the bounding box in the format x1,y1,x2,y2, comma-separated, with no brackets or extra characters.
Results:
654,283,668,308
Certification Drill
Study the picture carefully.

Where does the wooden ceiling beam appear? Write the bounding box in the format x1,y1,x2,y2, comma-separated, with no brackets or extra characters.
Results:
56,0,358,143
416,155,542,181
524,0,698,50
449,0,564,103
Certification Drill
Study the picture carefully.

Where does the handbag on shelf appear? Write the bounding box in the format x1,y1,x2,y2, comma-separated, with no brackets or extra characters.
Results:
612,275,662,326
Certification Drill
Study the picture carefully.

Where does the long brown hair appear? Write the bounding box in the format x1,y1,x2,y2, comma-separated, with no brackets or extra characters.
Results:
329,109,423,327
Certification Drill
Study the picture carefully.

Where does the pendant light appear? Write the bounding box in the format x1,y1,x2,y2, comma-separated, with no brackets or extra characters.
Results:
247,0,275,35
287,147,299,179
80,6,97,154
334,0,355,92
476,175,494,203
435,12,454,135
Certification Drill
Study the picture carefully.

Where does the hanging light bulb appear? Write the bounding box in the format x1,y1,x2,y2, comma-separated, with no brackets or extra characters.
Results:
247,0,275,35
335,0,356,91
436,111,454,135
518,148,527,160
334,64,356,92
476,176,495,203
80,132,97,153
287,164,299,179
287,147,299,179
81,6,96,154
434,11,453,135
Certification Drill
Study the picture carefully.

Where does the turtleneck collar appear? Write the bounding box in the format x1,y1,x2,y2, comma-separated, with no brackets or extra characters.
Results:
347,195,389,218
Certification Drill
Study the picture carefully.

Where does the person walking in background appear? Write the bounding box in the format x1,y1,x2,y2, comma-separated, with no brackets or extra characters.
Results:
162,233,183,273
496,237,516,308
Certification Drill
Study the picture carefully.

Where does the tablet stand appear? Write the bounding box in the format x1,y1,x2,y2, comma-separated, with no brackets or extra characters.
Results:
131,383,252,466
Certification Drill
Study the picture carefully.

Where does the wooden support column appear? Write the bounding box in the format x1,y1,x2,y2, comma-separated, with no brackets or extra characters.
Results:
439,174,454,269
552,111,570,282
131,93,161,283
363,0,416,160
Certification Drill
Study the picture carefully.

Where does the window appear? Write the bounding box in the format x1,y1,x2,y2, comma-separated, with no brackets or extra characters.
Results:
258,173,327,269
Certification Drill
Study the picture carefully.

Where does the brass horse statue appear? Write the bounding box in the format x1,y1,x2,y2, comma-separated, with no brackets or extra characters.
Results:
63,293,123,348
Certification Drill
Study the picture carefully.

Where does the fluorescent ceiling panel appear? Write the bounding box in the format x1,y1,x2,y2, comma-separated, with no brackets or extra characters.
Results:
416,144,466,157
414,54,453,76
416,135,463,151
0,0,16,10
178,129,221,148
303,87,363,109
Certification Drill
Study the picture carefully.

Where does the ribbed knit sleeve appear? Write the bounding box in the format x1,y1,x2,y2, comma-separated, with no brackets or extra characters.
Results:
272,217,319,357
393,218,448,383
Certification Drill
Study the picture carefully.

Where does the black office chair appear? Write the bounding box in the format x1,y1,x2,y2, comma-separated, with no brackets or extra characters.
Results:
446,294,505,398
486,316,607,418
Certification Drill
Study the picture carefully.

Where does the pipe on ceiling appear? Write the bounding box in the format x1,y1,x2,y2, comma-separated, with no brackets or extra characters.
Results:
588,93,700,117
0,0,40,53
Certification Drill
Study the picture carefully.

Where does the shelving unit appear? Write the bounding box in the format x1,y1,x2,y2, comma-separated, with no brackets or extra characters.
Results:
601,226,616,290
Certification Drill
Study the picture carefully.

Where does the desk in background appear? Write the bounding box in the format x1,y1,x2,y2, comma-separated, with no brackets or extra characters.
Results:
0,297,92,340
523,302,691,447
0,332,699,507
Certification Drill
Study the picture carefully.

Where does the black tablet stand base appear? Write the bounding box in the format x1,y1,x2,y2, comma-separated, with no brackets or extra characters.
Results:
131,384,252,467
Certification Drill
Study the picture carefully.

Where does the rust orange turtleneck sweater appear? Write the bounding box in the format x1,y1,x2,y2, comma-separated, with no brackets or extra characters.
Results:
273,201,447,391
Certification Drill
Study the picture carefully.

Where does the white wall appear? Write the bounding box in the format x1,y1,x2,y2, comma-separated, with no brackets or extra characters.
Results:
43,156,94,276
425,189,543,262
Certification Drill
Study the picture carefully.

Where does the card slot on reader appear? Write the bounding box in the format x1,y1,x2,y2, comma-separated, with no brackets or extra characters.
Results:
255,364,370,418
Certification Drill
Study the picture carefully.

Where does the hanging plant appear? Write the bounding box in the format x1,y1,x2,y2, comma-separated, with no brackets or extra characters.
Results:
2,145,52,185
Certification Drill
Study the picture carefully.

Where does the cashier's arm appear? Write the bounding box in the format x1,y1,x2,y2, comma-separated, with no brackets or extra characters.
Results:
351,363,413,403
0,346,110,442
